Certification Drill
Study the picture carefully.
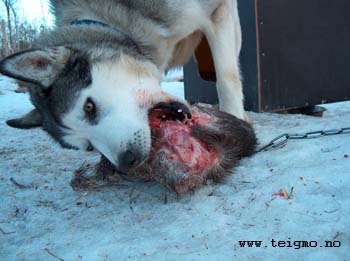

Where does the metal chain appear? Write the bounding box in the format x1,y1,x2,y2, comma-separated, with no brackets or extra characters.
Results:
256,127,350,153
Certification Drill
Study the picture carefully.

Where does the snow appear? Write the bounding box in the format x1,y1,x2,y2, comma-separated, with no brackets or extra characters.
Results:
0,75,349,260
163,68,184,83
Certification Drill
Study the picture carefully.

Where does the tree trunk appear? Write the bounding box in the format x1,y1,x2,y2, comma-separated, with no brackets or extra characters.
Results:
1,19,10,57
10,4,17,51
4,1,13,53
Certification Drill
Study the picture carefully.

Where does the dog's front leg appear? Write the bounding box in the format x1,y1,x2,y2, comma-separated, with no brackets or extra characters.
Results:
203,0,246,120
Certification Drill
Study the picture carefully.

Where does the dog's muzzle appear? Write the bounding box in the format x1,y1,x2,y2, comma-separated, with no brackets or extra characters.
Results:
117,101,192,173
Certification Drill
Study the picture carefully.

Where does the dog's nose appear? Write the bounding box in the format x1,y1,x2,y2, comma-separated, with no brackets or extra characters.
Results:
118,149,142,173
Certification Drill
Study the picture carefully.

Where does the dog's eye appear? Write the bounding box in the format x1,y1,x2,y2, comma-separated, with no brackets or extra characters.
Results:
83,98,98,124
84,98,95,114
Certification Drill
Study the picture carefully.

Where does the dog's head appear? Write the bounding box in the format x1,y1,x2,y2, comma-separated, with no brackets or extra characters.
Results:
0,47,190,172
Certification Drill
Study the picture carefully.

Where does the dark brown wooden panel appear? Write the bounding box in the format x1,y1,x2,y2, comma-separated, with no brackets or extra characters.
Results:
257,0,350,111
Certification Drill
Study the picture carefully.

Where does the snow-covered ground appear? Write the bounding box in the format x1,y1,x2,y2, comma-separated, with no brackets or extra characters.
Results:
0,74,349,260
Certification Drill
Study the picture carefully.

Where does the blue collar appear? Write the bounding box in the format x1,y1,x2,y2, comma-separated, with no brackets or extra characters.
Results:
70,19,143,55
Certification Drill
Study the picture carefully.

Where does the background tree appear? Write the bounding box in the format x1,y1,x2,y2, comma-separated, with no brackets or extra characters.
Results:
1,19,10,56
1,0,18,52
0,0,50,59
9,1,19,50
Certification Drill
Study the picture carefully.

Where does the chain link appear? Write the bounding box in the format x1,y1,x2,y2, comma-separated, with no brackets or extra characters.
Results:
256,127,350,153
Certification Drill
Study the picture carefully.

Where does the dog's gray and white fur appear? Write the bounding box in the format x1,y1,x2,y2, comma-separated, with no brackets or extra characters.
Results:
0,0,244,172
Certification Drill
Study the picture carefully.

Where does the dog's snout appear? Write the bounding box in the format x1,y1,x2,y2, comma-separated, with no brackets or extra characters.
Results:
118,149,143,173
152,101,192,122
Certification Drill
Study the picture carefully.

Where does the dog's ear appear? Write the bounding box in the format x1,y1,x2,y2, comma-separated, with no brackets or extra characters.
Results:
0,47,72,88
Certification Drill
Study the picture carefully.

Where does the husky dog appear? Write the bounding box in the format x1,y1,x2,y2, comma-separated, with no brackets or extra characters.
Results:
0,0,245,174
